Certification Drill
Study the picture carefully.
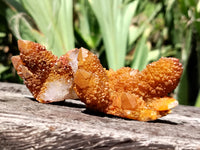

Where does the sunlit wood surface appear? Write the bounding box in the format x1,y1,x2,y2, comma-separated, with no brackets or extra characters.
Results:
0,82,200,149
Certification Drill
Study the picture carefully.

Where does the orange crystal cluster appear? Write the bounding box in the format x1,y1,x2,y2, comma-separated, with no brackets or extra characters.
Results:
12,40,183,121
72,48,183,121
12,40,77,103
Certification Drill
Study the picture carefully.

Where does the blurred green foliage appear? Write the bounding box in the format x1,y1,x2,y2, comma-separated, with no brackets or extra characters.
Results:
0,0,199,106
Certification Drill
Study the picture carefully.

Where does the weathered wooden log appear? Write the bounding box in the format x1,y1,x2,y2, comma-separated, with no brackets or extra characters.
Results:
0,82,200,149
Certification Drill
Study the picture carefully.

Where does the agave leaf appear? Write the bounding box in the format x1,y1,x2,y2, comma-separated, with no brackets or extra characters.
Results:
131,33,149,71
175,28,192,104
4,0,74,57
3,0,43,42
20,0,74,56
176,68,189,105
89,0,139,70
74,0,101,50
128,2,162,50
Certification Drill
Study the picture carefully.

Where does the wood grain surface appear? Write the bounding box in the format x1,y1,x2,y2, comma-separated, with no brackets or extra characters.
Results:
0,82,200,150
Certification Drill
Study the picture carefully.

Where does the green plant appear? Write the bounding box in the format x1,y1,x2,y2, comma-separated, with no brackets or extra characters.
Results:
89,0,139,70
129,1,163,71
4,0,74,57
74,0,101,50
174,0,200,106
0,0,21,82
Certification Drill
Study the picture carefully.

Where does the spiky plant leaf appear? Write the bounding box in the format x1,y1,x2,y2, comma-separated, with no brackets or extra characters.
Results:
89,0,139,70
